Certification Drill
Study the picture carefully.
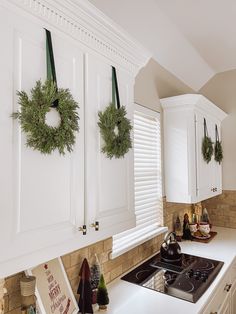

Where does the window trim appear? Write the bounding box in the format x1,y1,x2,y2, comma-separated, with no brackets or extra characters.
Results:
111,103,165,259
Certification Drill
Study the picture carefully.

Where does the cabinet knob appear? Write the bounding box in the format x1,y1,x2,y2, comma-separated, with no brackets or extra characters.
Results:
90,221,99,231
78,225,87,235
224,283,232,292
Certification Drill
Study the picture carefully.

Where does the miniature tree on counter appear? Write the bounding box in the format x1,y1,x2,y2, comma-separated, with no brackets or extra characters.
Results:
90,254,101,290
96,274,109,310
90,254,101,304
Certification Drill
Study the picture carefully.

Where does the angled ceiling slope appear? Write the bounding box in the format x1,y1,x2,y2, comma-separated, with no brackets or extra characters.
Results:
156,0,236,74
87,0,215,91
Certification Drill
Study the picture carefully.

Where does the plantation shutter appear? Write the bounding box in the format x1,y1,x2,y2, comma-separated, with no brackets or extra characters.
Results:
112,104,165,258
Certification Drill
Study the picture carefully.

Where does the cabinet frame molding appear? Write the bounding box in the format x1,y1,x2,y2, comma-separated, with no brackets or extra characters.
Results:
3,0,150,75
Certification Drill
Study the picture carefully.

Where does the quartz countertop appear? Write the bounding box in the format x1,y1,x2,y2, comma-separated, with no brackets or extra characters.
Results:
99,227,236,314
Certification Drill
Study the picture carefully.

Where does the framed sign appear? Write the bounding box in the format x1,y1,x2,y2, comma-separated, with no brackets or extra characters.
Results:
26,258,79,314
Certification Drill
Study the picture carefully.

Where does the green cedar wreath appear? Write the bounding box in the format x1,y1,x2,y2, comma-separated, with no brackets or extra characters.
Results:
12,79,79,155
202,136,213,163
98,103,132,159
214,140,223,164
214,125,223,164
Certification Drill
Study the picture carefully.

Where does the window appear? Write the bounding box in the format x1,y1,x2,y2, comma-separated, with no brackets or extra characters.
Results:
111,104,166,258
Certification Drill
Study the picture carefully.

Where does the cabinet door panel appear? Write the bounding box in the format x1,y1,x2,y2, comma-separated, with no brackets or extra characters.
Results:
0,7,84,268
218,292,231,314
212,122,222,195
195,112,215,201
231,280,236,314
85,54,135,238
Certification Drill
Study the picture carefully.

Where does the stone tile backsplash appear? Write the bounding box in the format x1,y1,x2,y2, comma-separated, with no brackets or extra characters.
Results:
3,234,164,314
202,190,236,229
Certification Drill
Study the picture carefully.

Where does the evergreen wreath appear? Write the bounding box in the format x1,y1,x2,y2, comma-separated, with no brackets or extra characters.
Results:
12,29,79,155
98,66,132,159
98,104,132,159
214,125,223,164
202,118,213,163
12,79,79,155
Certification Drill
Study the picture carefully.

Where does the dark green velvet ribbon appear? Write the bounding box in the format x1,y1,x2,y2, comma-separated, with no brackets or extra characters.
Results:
45,29,58,107
112,66,120,109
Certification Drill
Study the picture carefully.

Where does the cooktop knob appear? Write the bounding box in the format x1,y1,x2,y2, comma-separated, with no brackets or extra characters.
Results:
187,269,194,277
201,272,208,282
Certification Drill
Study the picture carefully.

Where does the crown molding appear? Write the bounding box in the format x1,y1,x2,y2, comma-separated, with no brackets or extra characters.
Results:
161,94,227,121
6,0,151,75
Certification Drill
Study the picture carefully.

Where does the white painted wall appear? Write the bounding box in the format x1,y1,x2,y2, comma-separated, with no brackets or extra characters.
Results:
88,0,215,90
200,70,236,190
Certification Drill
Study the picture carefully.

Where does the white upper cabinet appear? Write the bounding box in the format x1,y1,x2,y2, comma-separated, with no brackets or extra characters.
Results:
0,0,149,277
84,54,135,240
161,94,227,204
0,7,84,277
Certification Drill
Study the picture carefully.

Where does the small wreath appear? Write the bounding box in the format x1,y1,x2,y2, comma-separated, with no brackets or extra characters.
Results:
12,79,79,155
202,118,213,163
214,141,223,163
202,137,213,163
214,125,223,164
98,103,132,159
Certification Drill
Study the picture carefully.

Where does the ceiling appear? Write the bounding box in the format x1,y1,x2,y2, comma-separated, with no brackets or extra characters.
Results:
155,0,236,73
87,0,236,90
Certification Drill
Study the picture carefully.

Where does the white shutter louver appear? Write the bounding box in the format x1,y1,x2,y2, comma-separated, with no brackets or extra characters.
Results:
112,104,166,259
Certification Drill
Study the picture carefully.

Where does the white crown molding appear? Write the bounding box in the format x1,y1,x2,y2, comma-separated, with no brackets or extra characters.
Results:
6,0,151,75
161,94,227,122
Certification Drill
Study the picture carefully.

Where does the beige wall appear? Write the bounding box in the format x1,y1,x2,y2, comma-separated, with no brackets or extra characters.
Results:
200,69,236,190
134,58,193,112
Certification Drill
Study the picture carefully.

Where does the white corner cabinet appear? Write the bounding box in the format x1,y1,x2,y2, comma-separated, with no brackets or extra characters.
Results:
202,258,236,314
161,94,227,204
0,0,150,277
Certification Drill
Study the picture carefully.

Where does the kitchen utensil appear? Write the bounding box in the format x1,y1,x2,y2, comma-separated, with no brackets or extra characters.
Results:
160,232,182,263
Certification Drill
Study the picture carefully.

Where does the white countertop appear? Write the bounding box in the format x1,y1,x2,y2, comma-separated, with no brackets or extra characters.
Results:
102,227,236,314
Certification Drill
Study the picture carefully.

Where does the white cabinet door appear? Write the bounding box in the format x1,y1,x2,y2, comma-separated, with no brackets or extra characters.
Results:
0,7,84,276
212,122,222,195
218,292,231,314
231,280,236,314
84,54,135,240
195,112,222,201
195,112,215,201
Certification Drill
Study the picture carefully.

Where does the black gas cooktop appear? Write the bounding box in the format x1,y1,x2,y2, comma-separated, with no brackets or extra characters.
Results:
121,253,223,303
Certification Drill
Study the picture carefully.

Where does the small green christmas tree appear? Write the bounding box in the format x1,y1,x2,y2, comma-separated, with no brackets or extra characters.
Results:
90,254,101,290
97,274,109,310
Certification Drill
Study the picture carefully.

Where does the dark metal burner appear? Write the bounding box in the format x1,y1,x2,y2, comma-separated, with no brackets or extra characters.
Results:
121,253,223,303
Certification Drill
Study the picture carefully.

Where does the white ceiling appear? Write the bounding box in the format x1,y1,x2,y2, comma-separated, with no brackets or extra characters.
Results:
155,0,236,74
87,0,236,90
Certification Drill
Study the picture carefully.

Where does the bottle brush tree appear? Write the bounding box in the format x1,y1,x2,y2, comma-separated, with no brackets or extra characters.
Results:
96,274,109,310
90,254,101,290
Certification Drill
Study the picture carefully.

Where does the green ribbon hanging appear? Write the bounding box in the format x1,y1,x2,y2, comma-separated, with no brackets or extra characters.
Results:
112,66,120,109
45,29,58,107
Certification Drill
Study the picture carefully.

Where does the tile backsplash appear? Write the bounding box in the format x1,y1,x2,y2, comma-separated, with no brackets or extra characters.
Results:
3,198,193,314
202,190,236,229
3,234,164,314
